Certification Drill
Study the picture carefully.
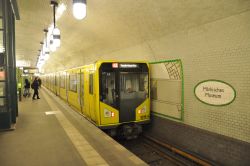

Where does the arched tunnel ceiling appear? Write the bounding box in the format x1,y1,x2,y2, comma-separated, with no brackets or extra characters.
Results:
15,0,250,73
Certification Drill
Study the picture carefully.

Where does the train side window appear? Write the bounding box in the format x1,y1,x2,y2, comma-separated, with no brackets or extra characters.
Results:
69,73,77,92
120,73,148,106
81,73,84,106
77,73,81,104
139,74,148,92
89,74,93,94
77,73,80,92
60,75,65,88
50,76,53,86
100,72,116,107
54,75,56,86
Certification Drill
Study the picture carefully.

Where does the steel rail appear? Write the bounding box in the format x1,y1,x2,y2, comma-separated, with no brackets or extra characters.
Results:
144,135,213,166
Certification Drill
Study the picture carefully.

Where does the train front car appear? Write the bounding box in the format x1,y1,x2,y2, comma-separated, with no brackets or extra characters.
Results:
98,61,150,139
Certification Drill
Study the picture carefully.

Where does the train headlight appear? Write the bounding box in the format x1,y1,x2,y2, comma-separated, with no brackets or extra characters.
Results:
104,109,115,118
138,106,146,114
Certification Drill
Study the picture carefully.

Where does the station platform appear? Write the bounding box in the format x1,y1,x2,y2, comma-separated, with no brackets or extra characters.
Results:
0,88,147,166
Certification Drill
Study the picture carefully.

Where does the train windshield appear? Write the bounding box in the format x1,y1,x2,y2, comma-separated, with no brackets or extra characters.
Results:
100,72,117,107
119,73,148,114
99,62,149,122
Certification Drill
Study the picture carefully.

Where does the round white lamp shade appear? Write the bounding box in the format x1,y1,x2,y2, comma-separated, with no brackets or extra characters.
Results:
73,0,86,20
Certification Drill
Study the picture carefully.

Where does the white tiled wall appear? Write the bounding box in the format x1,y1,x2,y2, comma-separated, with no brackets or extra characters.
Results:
105,11,250,143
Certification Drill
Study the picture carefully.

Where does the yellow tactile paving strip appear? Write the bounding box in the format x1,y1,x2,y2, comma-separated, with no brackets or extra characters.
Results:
42,90,109,166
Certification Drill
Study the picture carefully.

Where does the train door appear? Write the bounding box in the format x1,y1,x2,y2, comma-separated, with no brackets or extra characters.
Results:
50,75,52,90
80,70,84,113
66,72,69,102
77,71,82,112
49,75,51,90
89,72,97,122
56,74,60,96
84,70,90,117
54,75,57,94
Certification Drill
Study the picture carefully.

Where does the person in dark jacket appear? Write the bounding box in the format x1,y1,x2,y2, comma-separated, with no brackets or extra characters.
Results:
38,77,42,88
32,77,40,100
23,78,30,97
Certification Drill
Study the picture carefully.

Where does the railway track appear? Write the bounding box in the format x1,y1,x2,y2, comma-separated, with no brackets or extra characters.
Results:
117,135,212,166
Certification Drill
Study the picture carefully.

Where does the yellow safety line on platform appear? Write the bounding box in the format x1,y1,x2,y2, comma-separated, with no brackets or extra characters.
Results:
42,90,109,166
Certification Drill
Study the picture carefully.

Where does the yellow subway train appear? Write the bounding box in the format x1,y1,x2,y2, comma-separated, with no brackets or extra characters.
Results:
42,60,150,139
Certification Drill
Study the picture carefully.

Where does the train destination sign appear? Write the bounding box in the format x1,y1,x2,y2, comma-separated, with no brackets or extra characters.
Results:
119,63,138,68
112,63,139,68
194,80,236,106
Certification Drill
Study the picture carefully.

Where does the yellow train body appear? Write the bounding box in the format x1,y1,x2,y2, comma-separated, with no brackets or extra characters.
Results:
42,60,150,138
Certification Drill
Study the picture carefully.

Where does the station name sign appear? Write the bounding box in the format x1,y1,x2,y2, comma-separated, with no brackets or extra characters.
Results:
194,80,236,106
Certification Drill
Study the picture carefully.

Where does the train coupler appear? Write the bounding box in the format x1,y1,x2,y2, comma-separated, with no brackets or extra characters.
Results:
122,124,142,140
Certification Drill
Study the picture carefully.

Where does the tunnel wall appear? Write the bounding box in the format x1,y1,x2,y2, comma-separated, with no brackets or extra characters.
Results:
92,9,250,164
101,10,250,144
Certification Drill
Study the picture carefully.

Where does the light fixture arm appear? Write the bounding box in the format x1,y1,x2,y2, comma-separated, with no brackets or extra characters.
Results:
53,4,56,27
50,1,58,28
49,0,61,49
43,29,48,47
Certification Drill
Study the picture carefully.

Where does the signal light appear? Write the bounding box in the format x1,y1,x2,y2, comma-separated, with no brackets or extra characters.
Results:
104,109,115,118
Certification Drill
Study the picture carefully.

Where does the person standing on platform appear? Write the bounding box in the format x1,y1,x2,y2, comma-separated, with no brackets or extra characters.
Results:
31,77,40,100
23,78,30,97
38,77,42,88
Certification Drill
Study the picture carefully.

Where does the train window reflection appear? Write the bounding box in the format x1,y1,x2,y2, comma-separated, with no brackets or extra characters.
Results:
69,73,77,92
81,73,84,106
60,75,65,88
120,73,148,113
120,73,148,94
100,72,116,107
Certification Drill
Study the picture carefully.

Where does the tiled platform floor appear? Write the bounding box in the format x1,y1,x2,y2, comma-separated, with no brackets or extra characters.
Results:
0,88,147,166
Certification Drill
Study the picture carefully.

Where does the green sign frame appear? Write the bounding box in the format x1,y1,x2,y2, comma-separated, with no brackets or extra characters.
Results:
149,59,184,121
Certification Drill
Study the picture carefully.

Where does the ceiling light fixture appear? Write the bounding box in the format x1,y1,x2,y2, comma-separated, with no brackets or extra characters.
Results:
39,42,43,52
43,29,50,60
36,1,66,70
38,49,42,57
73,0,86,20
39,42,45,58
52,27,60,47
